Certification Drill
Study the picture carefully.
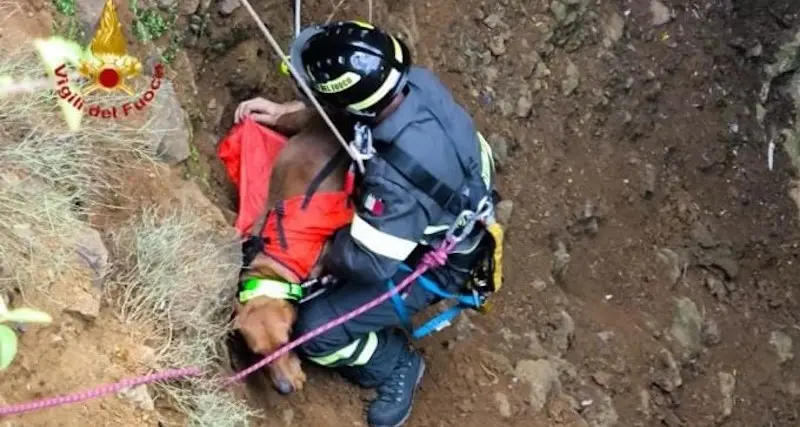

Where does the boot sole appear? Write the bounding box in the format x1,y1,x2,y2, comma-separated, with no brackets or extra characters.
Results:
371,357,426,427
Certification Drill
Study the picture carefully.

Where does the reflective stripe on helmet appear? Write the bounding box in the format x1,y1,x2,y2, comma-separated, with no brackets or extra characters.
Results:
347,36,405,112
350,20,375,29
348,68,401,112
315,71,362,93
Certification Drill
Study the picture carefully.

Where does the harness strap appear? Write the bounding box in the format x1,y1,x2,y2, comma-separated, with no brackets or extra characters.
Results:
274,200,289,250
388,263,483,339
301,147,349,210
242,165,276,266
373,142,465,217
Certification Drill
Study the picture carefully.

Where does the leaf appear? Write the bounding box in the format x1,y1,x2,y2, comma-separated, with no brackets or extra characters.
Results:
0,308,53,324
0,325,18,370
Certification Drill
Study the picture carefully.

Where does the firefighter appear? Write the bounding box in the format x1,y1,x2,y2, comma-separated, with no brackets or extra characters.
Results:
235,21,498,427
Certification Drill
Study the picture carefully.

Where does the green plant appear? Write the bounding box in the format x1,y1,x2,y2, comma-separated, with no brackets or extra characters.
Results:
50,0,83,41
51,0,75,16
130,0,169,43
0,297,52,370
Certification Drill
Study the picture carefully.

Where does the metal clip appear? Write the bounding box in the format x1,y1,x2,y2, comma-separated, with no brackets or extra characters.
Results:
444,195,494,244
348,123,375,174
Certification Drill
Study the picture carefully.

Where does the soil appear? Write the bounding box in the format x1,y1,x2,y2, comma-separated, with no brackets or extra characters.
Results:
3,0,800,426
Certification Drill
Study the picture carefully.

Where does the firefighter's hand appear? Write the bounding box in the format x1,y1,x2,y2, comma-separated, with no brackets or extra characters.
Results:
234,97,305,126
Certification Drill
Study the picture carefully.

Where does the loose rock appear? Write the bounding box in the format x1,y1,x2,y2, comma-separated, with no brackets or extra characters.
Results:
516,92,534,118
515,359,561,412
670,297,703,358
62,284,101,322
769,330,794,363
148,81,191,165
552,240,571,282
603,12,625,46
547,394,589,427
562,59,580,96
219,0,240,16
582,390,619,427
718,372,735,419
532,279,548,292
550,0,568,23
157,0,177,9
549,310,575,354
489,36,507,56
498,100,515,117
179,0,201,14
705,274,728,299
520,52,542,77
487,133,509,170
657,248,682,284
495,200,514,227
494,391,512,418
75,225,108,289
701,317,721,347
483,13,503,29
651,348,682,392
117,385,155,411
650,0,672,26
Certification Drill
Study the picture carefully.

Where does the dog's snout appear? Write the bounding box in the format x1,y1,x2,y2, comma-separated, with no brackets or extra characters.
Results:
274,377,295,395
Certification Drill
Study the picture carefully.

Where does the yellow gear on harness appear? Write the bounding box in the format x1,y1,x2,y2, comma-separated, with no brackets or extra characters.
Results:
486,220,504,292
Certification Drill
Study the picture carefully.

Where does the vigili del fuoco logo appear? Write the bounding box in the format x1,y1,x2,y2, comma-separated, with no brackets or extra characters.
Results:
33,0,165,127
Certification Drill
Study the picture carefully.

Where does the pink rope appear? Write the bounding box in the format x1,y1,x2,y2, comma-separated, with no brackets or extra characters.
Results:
0,367,203,416
0,242,454,418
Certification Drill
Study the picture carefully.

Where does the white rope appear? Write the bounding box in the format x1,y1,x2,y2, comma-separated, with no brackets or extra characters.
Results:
238,0,365,173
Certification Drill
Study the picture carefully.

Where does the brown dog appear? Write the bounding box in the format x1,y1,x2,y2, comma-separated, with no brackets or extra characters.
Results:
232,108,349,395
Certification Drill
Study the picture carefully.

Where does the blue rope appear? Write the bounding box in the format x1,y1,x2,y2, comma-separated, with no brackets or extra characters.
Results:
388,264,483,339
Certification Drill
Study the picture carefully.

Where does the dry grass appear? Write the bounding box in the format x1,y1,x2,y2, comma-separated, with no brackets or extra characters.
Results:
0,49,154,293
1,48,258,425
113,207,259,427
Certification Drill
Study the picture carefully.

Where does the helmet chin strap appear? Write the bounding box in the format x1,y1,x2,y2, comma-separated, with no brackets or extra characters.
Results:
239,0,366,173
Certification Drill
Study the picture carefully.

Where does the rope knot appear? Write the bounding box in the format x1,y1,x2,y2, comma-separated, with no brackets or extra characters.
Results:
421,238,455,268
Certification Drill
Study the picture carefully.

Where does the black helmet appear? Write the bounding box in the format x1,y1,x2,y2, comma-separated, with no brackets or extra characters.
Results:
288,21,412,118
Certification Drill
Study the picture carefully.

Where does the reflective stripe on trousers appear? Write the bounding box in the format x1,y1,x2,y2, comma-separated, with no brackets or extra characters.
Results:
306,331,379,367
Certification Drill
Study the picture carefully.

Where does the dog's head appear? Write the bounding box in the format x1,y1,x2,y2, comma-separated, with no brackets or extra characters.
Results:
234,295,306,394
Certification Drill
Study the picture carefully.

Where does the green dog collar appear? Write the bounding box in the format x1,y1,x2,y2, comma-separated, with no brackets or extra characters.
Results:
239,278,304,303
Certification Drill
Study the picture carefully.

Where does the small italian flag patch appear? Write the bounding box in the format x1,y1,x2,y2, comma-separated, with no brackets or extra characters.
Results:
363,193,384,216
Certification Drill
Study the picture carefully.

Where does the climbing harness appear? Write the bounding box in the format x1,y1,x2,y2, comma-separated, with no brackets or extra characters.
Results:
388,196,497,339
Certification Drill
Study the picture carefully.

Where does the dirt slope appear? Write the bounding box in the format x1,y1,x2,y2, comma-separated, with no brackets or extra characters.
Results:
2,0,800,426
179,0,800,426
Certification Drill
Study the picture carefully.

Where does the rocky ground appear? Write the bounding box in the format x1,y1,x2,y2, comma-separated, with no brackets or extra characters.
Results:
3,0,800,426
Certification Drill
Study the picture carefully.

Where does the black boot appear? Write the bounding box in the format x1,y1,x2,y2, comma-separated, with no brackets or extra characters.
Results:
366,348,426,427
